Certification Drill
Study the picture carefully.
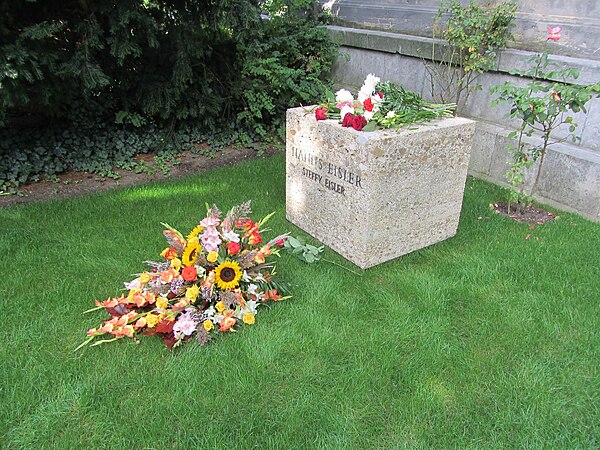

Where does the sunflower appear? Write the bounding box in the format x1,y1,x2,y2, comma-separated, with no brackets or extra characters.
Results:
182,238,201,266
214,260,243,290
186,225,205,242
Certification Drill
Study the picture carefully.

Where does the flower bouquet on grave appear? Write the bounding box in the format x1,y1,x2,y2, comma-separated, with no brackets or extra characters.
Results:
314,74,456,131
78,201,294,351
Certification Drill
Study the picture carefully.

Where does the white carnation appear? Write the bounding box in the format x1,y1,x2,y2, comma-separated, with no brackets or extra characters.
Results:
363,110,374,121
335,89,354,103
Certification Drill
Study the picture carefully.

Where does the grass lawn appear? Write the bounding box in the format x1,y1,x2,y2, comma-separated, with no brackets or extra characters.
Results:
1,154,599,448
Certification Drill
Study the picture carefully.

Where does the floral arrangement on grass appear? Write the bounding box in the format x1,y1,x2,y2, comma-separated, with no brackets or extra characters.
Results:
78,201,292,351
315,74,456,131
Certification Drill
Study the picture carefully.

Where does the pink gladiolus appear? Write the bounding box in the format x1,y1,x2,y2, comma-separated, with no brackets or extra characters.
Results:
547,26,561,41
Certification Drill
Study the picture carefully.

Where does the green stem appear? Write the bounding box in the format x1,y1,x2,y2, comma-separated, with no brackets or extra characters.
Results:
322,258,364,276
531,133,550,196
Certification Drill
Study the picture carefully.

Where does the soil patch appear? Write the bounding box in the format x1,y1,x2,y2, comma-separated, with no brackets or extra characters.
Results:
493,201,556,225
0,144,279,207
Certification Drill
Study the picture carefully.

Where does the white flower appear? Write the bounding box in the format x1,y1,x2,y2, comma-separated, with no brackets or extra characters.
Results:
335,89,354,103
386,110,396,118
242,270,252,282
254,273,266,283
213,313,224,324
124,277,141,290
244,300,259,315
204,306,216,319
357,89,370,104
358,74,380,102
248,283,264,301
340,105,354,118
371,94,382,107
221,229,240,243
364,110,374,121
362,73,380,93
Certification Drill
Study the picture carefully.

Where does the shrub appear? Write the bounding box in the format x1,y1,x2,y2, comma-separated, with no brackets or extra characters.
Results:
0,0,337,191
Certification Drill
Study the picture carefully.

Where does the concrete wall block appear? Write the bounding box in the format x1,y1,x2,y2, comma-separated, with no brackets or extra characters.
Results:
334,47,428,96
536,145,600,220
580,98,600,155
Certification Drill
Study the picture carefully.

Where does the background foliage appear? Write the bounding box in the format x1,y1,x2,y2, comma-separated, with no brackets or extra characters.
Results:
0,0,336,191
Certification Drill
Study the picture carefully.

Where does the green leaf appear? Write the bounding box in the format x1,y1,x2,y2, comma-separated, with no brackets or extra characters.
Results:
362,121,378,132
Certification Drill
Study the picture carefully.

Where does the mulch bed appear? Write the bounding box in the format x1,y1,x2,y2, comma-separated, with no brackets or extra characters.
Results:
0,144,279,207
493,201,556,225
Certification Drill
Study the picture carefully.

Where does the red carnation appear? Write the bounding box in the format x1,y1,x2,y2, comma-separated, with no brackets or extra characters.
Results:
227,241,241,255
363,98,374,112
342,113,354,127
181,266,198,282
315,108,328,120
351,115,368,131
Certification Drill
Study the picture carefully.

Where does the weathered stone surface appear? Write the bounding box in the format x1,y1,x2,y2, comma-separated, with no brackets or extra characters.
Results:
286,107,476,269
323,1,600,61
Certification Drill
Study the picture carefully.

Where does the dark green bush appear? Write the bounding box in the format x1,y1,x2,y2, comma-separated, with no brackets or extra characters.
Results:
0,0,336,191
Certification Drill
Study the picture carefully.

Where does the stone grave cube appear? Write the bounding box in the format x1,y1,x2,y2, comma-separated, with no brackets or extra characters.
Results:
285,106,476,269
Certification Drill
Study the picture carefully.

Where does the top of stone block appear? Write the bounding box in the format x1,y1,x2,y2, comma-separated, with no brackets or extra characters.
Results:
287,106,475,138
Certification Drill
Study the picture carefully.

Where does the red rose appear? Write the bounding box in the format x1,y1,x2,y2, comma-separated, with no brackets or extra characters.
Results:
363,98,374,112
341,113,354,127
227,241,241,255
315,108,328,120
181,266,197,282
351,115,368,131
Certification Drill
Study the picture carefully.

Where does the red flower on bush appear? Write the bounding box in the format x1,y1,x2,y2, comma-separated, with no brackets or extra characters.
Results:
227,241,241,255
351,115,368,131
342,113,354,127
547,26,561,42
315,108,328,120
363,98,374,112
